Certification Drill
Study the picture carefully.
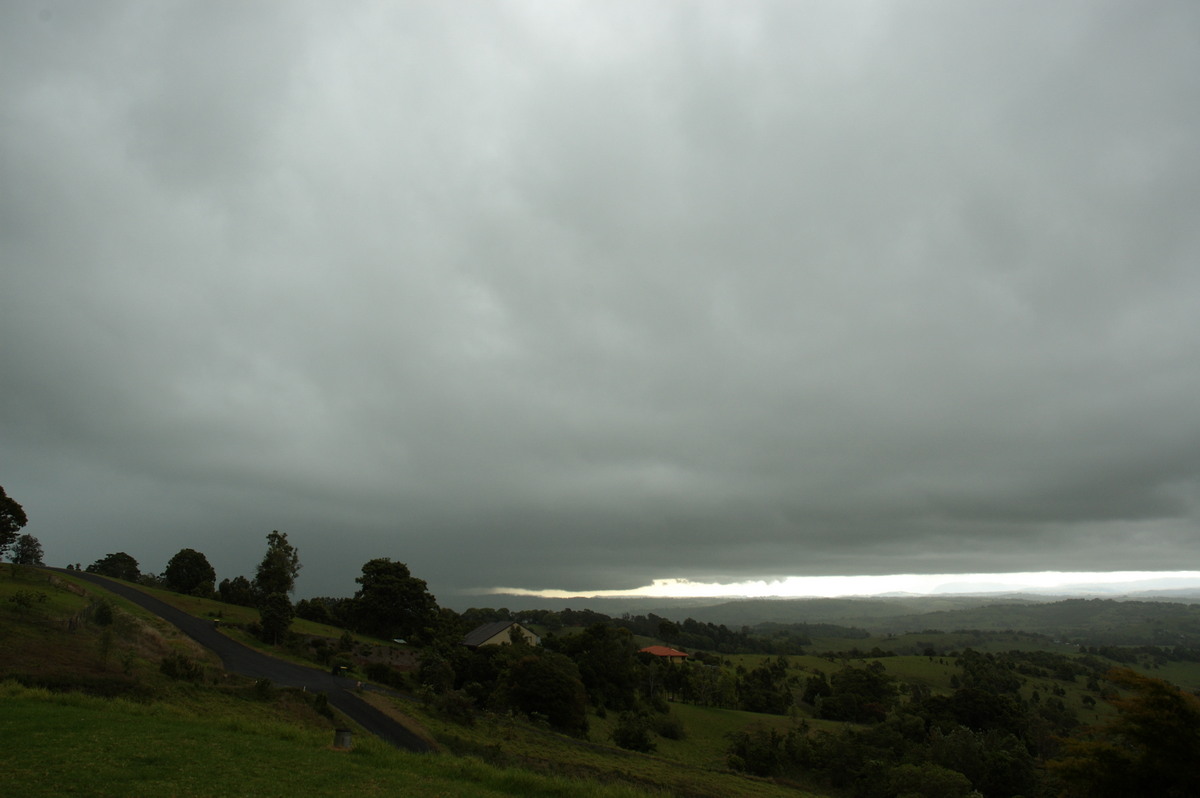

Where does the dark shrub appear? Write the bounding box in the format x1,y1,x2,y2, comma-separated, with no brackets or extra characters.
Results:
612,711,656,753
159,653,205,683
93,600,114,626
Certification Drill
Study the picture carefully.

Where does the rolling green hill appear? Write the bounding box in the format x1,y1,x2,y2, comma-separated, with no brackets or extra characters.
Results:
0,565,814,798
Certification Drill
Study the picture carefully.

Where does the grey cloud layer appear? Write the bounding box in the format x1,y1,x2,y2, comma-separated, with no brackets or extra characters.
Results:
2,1,1198,600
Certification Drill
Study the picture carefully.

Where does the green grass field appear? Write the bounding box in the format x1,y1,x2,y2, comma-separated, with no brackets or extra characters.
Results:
374,692,813,798
2,682,663,798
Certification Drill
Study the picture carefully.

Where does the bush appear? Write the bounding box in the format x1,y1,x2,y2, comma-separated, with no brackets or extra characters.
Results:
429,688,477,726
612,712,656,753
93,600,114,626
159,653,205,683
8,590,47,612
363,661,408,689
653,712,686,740
310,638,333,665
726,726,787,776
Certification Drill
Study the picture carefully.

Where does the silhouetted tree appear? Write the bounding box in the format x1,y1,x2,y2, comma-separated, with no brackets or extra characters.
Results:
498,651,589,736
253,530,300,597
258,592,294,645
87,552,140,582
163,548,216,596
352,558,438,643
295,598,333,624
11,533,43,566
0,485,28,560
218,575,256,606
552,623,641,710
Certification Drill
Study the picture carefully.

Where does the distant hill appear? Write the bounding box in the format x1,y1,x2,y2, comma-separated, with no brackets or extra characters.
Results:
472,589,1200,647
863,598,1200,645
647,596,1035,627
639,595,1200,646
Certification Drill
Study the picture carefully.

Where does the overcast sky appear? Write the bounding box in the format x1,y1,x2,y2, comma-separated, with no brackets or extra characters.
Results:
3,1,1199,606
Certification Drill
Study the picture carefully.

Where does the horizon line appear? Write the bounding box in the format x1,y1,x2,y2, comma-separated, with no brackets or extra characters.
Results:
479,570,1200,600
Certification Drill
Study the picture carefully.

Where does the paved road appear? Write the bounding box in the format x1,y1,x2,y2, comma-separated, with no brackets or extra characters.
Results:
56,568,433,753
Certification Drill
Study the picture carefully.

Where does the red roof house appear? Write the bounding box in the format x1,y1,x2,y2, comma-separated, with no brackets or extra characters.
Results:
639,645,689,663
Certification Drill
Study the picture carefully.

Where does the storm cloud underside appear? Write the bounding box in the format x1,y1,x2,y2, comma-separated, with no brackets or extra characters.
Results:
2,1,1199,603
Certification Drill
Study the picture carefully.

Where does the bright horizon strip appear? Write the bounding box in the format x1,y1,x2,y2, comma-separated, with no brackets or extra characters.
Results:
484,571,1200,599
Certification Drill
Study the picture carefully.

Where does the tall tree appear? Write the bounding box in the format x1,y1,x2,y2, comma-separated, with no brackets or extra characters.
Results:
0,485,28,560
163,548,216,596
11,533,44,566
352,558,438,643
258,592,294,645
87,552,141,582
253,530,300,597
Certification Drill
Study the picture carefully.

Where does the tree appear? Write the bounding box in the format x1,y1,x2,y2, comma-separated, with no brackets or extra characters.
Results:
498,651,589,736
218,575,256,606
11,534,44,566
87,552,140,582
295,598,333,624
163,548,216,596
258,592,294,645
552,623,642,711
1049,668,1200,797
253,530,300,597
739,657,794,715
0,485,28,560
886,762,974,798
352,558,439,643
819,665,897,723
928,726,1037,798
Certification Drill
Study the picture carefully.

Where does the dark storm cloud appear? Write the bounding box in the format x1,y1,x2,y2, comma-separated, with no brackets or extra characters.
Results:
2,1,1199,602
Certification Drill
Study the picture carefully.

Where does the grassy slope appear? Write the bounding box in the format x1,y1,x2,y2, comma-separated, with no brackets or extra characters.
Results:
0,568,819,797
377,693,806,798
2,683,656,798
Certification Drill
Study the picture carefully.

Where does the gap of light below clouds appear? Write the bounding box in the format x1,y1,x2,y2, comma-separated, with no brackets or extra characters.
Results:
485,572,1200,599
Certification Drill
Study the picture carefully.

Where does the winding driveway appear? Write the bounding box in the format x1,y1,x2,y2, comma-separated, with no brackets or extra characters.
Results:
55,569,434,753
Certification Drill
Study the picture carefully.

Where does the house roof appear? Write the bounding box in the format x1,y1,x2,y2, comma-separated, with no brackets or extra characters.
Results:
639,645,689,658
462,620,522,647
